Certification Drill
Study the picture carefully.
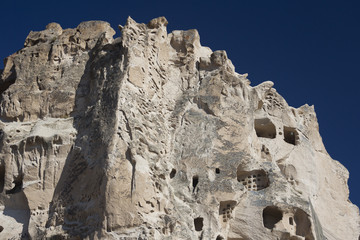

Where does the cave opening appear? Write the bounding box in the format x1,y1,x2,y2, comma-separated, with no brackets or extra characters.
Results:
254,118,276,139
263,206,283,229
289,217,294,225
170,169,176,179
194,217,203,231
283,126,299,145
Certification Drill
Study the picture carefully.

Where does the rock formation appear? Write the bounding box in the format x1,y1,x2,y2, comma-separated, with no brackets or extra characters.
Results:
0,16,359,239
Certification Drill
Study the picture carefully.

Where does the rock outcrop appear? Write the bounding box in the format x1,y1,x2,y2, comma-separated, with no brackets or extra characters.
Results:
0,16,359,240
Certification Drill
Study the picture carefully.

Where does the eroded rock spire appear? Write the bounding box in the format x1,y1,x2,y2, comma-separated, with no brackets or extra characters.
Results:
0,16,358,240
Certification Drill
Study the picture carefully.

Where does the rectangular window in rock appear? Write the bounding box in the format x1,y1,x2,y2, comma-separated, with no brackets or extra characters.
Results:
283,126,299,145
194,217,203,231
255,118,276,139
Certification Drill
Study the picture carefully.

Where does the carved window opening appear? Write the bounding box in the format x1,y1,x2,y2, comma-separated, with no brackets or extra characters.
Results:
192,175,199,192
262,206,315,239
283,126,299,145
237,169,269,191
0,226,3,233
170,169,176,179
216,235,224,240
215,168,220,174
194,217,203,231
0,165,5,193
219,200,236,223
255,118,276,139
263,206,283,229
294,209,314,239
289,217,294,225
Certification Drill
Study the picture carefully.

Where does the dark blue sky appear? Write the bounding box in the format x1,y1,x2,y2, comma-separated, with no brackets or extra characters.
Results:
1,1,359,207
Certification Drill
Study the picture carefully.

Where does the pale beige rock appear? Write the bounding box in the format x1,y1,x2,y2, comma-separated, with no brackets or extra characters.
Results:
0,16,358,240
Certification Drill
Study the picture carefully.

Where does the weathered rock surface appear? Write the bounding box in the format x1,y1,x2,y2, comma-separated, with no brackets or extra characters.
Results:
0,16,359,240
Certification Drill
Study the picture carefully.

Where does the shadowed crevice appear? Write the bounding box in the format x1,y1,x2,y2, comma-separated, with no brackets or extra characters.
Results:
0,64,16,96
126,147,136,198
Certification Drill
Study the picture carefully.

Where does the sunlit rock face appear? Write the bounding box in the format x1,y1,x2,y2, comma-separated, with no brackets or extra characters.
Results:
0,16,359,240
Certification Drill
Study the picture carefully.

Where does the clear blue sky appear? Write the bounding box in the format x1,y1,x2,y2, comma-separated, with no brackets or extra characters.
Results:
1,1,359,207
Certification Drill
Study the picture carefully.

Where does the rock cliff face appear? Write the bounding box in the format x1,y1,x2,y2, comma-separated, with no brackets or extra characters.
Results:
0,17,359,240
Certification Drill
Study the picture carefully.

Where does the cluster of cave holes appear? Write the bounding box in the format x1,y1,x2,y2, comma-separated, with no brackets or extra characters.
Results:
264,91,284,110
261,145,272,161
262,206,314,240
31,210,46,216
237,170,269,191
219,200,236,223
255,118,300,146
261,145,270,155
254,118,276,139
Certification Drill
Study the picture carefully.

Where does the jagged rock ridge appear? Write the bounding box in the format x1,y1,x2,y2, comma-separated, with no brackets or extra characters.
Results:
0,16,359,240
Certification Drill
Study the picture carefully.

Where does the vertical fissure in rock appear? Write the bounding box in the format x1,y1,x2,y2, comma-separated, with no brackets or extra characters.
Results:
126,147,136,197
120,110,133,140
192,175,199,192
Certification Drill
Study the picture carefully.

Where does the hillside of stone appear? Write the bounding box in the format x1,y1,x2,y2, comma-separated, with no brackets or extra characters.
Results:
0,17,359,240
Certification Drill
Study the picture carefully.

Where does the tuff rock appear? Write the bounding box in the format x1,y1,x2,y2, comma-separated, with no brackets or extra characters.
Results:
0,16,359,240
